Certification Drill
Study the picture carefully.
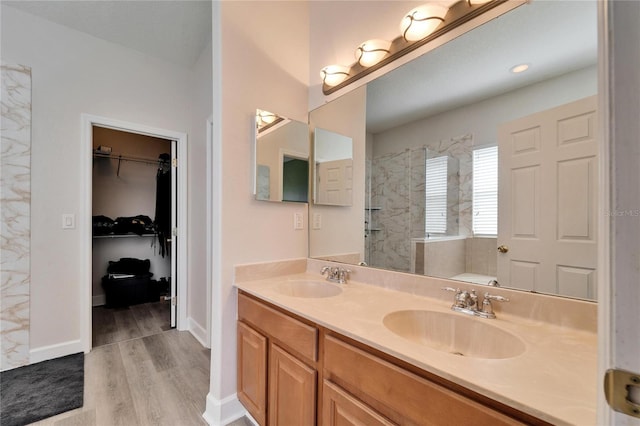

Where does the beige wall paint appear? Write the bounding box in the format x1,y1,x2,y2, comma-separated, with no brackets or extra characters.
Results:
208,1,310,418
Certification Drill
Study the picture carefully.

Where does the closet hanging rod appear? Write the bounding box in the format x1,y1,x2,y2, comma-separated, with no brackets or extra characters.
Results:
93,151,170,166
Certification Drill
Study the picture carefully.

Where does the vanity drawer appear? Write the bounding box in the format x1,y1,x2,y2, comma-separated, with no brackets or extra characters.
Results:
238,292,317,363
323,335,526,426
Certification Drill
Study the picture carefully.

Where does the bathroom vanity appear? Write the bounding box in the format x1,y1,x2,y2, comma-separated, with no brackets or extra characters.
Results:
235,259,597,426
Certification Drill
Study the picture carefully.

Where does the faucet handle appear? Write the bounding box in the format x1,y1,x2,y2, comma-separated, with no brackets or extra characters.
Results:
484,293,509,302
480,292,509,319
337,268,351,283
441,286,460,294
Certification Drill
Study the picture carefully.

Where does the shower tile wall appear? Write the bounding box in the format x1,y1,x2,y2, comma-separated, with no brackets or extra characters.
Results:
367,134,473,274
433,133,473,237
1,63,32,371
369,150,406,271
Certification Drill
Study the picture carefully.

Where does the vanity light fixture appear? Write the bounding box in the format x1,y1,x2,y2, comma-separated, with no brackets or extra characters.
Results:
320,65,351,87
355,39,392,67
400,3,449,42
510,63,529,74
257,109,277,125
320,0,513,95
256,109,284,133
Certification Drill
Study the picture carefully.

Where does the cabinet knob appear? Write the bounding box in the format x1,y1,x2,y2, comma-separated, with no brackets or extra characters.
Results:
497,245,509,253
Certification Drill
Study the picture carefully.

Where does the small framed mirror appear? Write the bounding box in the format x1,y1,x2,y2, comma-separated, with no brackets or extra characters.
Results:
254,109,309,203
313,127,353,206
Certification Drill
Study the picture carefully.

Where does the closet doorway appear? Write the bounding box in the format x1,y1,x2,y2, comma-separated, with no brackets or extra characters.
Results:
81,115,188,352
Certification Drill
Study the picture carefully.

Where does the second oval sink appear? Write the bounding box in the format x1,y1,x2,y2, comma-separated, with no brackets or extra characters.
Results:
383,310,525,359
275,280,342,298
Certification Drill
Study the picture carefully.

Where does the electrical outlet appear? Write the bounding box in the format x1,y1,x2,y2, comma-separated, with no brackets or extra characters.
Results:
294,212,304,230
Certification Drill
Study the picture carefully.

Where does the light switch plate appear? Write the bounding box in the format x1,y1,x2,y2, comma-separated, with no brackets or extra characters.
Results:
312,213,322,230
62,213,75,229
294,212,304,230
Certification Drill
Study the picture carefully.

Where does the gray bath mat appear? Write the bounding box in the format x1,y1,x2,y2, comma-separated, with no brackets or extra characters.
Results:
0,352,84,426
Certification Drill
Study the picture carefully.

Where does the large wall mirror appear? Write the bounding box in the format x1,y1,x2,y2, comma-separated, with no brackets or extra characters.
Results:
254,109,309,203
309,0,598,301
313,127,353,206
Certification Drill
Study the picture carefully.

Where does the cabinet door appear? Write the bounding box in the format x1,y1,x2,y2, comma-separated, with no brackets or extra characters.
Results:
269,343,316,426
237,321,267,426
322,380,396,426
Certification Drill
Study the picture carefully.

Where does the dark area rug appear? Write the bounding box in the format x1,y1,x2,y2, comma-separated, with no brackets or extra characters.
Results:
0,352,84,426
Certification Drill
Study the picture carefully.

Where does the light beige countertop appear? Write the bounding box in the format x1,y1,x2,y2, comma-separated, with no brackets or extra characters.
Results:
234,263,597,426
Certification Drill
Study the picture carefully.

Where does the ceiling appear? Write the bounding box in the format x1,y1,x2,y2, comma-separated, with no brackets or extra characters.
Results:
366,0,598,133
4,0,597,129
4,0,212,67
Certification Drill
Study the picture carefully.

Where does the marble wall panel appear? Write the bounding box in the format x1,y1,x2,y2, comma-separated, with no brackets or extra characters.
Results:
1,63,32,371
367,135,473,273
429,133,473,236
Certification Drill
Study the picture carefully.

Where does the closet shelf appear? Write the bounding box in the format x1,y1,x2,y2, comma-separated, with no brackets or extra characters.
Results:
93,233,157,239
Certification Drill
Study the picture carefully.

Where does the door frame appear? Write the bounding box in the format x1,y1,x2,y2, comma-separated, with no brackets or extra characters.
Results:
597,0,640,423
80,113,189,353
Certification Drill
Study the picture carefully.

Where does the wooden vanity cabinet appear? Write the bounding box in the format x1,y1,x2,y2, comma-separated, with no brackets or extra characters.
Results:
237,292,548,426
322,379,397,426
237,292,318,426
322,334,534,426
237,321,268,425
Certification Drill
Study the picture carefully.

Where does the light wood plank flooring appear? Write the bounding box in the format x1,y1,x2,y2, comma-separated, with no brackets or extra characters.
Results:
92,302,171,347
29,329,211,426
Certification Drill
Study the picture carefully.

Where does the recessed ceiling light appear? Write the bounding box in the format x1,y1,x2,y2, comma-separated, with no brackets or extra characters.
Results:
510,64,530,74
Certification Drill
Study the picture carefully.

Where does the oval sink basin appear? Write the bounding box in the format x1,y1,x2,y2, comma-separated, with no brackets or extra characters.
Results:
275,280,342,298
383,310,525,359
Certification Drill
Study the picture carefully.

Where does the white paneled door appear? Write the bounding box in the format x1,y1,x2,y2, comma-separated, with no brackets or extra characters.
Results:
315,158,353,206
497,96,598,299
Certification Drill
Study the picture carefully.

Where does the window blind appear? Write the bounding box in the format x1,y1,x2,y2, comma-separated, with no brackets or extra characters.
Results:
472,146,498,235
425,155,448,234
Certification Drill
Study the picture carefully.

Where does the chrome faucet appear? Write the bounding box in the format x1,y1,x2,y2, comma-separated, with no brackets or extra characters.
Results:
477,292,509,319
442,287,509,319
321,266,351,284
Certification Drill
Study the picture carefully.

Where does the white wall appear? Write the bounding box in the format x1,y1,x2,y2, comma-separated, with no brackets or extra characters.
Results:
1,5,209,355
187,39,213,344
207,2,310,423
372,66,598,155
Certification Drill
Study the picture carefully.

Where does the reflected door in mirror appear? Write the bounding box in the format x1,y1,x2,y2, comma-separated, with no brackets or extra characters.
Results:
498,96,598,300
314,127,353,206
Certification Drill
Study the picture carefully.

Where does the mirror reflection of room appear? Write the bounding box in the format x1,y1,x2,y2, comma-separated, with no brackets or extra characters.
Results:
313,127,353,206
255,109,309,203
311,0,598,300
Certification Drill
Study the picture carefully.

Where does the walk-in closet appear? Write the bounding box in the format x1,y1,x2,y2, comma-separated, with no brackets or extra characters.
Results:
91,126,174,347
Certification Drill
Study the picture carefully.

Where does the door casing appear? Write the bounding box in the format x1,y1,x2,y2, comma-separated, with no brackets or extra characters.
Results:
80,113,189,353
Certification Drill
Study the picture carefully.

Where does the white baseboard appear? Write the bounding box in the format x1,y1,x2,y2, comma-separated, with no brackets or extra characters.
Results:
30,339,84,364
92,294,106,307
202,393,246,426
188,317,210,348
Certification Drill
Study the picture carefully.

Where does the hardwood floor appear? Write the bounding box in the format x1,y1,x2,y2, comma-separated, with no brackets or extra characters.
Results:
29,329,211,426
28,302,211,425
92,302,172,348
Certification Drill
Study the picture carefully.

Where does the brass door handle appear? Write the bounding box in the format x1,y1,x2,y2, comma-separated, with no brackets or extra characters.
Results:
497,245,509,253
